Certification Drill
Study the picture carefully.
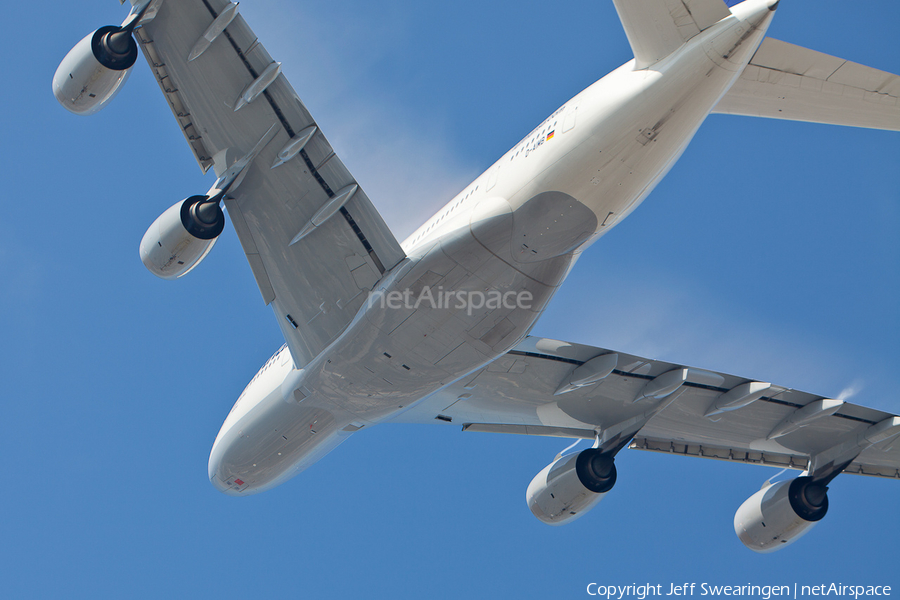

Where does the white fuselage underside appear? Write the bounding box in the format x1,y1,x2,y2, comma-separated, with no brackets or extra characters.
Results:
208,0,777,495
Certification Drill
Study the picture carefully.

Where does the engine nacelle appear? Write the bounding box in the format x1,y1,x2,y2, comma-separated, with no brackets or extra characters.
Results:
734,476,829,553
526,449,617,526
140,196,226,279
53,26,138,115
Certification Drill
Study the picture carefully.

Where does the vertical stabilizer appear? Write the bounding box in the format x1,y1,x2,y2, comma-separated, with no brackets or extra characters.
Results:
612,0,732,68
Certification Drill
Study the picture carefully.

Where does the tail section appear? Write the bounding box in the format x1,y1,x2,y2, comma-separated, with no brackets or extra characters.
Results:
612,0,733,68
714,37,900,130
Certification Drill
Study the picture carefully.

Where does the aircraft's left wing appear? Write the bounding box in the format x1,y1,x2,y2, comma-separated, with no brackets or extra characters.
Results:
392,336,900,480
130,0,406,368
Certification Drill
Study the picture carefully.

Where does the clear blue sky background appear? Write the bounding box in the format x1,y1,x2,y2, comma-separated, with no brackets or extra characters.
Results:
3,1,898,598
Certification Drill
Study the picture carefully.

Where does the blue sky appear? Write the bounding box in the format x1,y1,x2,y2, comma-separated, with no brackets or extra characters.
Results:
3,0,898,598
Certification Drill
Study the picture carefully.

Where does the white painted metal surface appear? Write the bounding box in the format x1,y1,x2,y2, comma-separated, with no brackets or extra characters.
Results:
714,37,900,130
52,30,133,115
139,199,218,280
188,1,239,61
526,452,610,526
55,0,900,550
115,0,898,498
734,479,821,553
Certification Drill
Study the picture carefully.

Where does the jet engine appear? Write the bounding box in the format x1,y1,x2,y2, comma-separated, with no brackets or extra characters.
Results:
53,25,139,115
140,196,226,279
526,449,617,526
734,476,829,553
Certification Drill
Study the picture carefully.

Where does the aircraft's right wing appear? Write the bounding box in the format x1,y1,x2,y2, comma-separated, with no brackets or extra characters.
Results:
392,336,900,481
713,37,900,130
612,0,732,68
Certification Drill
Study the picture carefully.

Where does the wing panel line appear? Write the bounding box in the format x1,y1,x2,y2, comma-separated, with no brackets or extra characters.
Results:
507,350,878,425
197,0,399,273
199,0,336,198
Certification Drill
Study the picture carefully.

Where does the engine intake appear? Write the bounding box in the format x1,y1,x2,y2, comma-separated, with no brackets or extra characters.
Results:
53,26,139,115
734,476,829,553
140,196,226,280
526,449,617,526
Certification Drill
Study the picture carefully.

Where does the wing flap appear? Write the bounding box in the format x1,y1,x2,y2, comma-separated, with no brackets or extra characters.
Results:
197,6,406,271
714,37,900,130
631,436,809,470
133,0,405,367
461,423,596,439
136,23,215,173
226,197,276,304
394,336,900,480
631,437,900,480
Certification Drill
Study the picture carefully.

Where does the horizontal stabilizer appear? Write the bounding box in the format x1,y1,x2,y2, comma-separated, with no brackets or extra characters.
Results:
714,37,900,130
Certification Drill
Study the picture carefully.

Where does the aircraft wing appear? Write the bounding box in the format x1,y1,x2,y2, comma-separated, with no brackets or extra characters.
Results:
391,336,900,480
131,0,406,367
713,37,900,130
612,0,732,68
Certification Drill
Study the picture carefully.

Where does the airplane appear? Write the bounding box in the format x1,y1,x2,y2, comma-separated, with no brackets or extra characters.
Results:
52,0,899,553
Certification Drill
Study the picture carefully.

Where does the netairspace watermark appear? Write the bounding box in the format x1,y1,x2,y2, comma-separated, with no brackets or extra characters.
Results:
368,285,533,316
585,583,893,600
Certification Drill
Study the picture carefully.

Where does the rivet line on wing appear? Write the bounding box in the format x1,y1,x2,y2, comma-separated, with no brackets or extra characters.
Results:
200,0,336,199
506,351,877,425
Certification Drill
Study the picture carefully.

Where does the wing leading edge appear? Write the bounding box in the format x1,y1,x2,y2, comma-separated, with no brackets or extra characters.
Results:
392,336,900,481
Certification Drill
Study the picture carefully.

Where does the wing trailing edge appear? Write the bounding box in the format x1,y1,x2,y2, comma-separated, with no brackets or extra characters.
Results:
392,336,900,482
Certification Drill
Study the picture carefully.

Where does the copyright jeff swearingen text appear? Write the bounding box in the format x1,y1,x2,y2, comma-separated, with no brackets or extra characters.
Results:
585,583,892,599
